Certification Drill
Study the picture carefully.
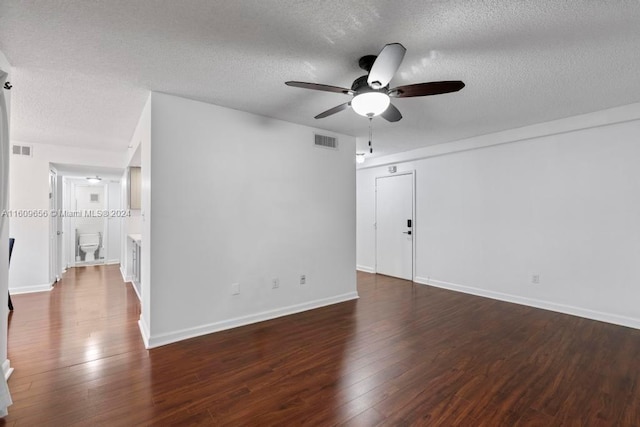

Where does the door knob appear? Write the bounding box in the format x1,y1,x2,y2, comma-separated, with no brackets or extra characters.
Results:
402,231,412,235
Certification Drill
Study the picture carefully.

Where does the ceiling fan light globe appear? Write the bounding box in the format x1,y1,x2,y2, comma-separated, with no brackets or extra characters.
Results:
351,92,390,117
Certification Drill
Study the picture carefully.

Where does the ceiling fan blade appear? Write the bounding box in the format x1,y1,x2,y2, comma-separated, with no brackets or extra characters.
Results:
315,102,351,119
367,43,406,89
285,81,351,94
381,103,402,122
389,81,465,98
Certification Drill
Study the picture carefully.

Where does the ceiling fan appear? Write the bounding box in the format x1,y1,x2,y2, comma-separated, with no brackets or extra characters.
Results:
286,43,465,122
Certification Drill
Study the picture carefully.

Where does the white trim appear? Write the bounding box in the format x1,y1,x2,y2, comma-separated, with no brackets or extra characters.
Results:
358,102,640,170
129,281,141,301
143,292,359,349
49,169,58,286
9,283,53,294
138,316,151,349
2,359,13,380
120,265,130,282
119,265,140,301
415,277,640,330
106,259,120,265
356,265,375,273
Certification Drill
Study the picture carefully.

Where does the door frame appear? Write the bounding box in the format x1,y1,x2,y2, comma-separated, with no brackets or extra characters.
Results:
65,178,110,267
49,168,60,283
374,170,416,281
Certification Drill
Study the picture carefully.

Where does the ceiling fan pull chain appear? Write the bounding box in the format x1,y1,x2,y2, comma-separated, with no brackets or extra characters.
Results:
369,117,373,154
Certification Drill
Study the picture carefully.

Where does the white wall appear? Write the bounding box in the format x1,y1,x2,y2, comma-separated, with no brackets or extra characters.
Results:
142,92,357,347
140,97,151,332
120,96,149,299
357,103,640,329
74,185,105,235
106,178,121,264
0,49,13,379
9,142,123,293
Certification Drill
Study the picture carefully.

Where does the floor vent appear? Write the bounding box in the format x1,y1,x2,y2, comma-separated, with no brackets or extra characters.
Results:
12,144,32,157
314,133,338,150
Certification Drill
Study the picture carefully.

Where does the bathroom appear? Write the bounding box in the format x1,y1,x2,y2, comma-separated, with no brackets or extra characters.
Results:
74,183,105,264
50,163,123,274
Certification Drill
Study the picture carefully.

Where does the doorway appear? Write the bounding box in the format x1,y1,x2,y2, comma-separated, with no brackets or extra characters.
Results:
70,182,107,265
49,169,61,283
375,172,415,281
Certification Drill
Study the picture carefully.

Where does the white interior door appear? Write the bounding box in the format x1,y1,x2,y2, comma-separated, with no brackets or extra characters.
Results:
376,173,414,280
56,174,63,275
49,170,58,282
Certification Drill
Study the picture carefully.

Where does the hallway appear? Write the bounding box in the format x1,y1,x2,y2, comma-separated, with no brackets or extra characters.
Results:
7,265,143,424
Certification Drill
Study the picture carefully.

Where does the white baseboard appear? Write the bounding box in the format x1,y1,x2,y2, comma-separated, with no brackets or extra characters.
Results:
106,259,120,265
144,292,360,349
9,283,53,295
138,317,151,349
120,266,132,283
415,276,640,330
129,281,141,301
2,359,13,380
356,265,375,273
120,263,141,302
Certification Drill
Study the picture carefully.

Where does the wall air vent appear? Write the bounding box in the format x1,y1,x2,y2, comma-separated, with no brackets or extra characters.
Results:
314,133,338,150
12,144,32,157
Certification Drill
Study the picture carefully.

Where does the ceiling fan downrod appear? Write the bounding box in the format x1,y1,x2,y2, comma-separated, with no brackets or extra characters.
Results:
368,117,373,154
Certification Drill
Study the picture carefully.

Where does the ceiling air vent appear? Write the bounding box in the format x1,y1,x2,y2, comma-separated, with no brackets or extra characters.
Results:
12,144,32,157
314,133,338,150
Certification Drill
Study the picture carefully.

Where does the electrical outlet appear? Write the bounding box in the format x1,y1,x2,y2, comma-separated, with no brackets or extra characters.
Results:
531,274,540,284
300,274,306,285
231,283,240,295
272,278,279,289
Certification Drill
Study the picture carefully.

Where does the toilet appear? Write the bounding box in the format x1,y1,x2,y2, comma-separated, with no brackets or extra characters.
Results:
79,233,101,262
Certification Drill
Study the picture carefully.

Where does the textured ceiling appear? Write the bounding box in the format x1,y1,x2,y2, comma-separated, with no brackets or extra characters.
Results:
1,1,640,157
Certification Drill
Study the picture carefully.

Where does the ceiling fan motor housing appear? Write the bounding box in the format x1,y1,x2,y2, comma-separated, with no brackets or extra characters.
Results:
351,75,387,94
358,55,377,72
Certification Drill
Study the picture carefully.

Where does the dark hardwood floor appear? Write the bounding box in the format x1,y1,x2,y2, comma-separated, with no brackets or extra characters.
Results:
4,265,640,425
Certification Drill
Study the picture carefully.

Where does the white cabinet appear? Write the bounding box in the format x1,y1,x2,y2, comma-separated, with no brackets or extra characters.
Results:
128,234,142,298
132,240,141,287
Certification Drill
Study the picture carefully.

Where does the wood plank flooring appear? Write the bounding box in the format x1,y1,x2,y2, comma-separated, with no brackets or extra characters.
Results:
4,265,640,425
